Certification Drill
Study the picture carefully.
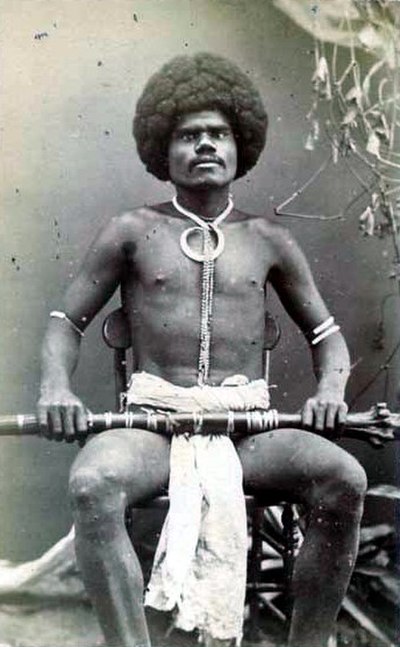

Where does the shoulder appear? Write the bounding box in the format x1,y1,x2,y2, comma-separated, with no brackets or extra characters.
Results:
96,206,163,245
233,209,288,237
109,206,156,232
234,210,299,256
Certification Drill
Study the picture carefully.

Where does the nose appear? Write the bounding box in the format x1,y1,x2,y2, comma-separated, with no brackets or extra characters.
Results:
195,132,216,152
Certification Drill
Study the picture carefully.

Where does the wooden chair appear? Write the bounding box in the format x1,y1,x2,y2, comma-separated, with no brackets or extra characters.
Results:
102,306,298,641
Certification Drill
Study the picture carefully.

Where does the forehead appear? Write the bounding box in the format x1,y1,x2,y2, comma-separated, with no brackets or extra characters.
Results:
173,110,232,132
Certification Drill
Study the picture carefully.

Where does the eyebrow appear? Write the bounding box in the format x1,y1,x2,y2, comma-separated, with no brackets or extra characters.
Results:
174,124,232,134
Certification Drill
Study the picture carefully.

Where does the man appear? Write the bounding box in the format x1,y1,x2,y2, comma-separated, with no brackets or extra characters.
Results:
38,53,367,647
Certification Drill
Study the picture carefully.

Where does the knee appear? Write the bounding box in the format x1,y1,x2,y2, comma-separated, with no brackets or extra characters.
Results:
69,464,124,514
316,455,367,517
337,455,367,498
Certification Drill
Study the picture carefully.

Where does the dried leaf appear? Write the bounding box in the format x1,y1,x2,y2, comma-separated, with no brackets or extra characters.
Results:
371,192,380,210
342,595,395,646
357,544,380,559
359,205,375,236
322,84,332,101
305,132,315,151
376,112,390,142
377,573,400,605
367,484,400,500
332,135,339,164
312,119,320,141
359,522,394,543
368,109,382,119
313,56,329,83
341,107,358,126
366,130,381,157
357,552,391,572
354,565,390,577
345,86,364,107
312,56,332,99
339,128,356,155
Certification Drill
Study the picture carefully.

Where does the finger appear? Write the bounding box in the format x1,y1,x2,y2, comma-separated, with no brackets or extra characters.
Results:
37,405,49,436
49,406,63,441
302,399,314,428
75,406,88,434
338,402,348,424
337,402,348,428
314,400,327,431
61,406,76,443
325,403,337,431
75,406,88,446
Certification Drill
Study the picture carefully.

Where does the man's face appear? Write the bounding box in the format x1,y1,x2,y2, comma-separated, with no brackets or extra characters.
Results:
168,110,237,190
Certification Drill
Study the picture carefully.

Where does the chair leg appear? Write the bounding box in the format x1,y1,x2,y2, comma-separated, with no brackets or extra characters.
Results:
246,506,264,642
281,504,297,619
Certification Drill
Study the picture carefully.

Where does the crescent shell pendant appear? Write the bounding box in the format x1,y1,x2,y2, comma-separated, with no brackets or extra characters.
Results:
180,225,225,262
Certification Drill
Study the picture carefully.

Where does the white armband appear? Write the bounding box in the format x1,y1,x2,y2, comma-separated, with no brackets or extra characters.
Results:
310,316,340,346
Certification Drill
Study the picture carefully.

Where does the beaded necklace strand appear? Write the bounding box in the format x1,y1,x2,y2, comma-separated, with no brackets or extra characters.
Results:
173,195,234,385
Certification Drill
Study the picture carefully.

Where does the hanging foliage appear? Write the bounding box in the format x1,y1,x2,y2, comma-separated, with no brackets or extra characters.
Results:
273,0,399,67
273,0,400,290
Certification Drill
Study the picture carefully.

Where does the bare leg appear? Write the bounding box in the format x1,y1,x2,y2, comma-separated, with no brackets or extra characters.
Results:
238,429,367,647
69,429,170,647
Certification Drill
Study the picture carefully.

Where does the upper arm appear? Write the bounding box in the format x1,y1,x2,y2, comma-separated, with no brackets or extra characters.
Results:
61,214,132,331
268,227,331,335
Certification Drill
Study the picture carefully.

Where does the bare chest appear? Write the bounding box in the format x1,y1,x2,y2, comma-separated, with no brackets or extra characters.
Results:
123,219,273,299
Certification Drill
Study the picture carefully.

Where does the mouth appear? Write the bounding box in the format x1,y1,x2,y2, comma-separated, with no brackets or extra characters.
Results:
190,157,224,171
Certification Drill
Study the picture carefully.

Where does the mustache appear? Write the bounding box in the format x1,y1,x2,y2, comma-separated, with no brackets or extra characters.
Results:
189,156,225,171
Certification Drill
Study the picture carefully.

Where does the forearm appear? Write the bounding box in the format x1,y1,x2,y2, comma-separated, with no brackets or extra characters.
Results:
40,319,82,393
311,332,350,399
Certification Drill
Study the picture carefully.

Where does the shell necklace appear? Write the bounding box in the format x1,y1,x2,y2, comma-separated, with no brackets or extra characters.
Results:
173,195,234,385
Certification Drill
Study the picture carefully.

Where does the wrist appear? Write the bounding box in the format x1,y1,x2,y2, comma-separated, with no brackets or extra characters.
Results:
315,383,346,401
317,368,349,397
40,374,71,395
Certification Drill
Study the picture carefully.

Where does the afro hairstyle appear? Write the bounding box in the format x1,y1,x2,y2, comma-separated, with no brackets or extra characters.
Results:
133,52,268,181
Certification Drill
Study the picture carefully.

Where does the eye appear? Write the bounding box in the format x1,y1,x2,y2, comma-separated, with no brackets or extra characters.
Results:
212,129,230,140
179,131,196,142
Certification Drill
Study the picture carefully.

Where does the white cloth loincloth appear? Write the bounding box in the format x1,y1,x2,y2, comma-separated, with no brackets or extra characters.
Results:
126,372,270,644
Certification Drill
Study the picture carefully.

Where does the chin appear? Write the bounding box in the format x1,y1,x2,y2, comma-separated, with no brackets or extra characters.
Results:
188,172,233,189
191,180,229,191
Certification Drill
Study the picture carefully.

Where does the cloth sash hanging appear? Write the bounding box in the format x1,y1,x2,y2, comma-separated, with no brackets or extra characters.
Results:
127,372,270,644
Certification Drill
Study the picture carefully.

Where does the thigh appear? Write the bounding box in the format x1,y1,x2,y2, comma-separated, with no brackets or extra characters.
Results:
238,428,358,506
70,428,171,506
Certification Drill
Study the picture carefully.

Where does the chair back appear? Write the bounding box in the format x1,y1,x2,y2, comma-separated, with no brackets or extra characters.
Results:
102,308,131,410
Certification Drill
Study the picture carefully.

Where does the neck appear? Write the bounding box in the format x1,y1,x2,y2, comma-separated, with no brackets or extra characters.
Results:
174,187,232,221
